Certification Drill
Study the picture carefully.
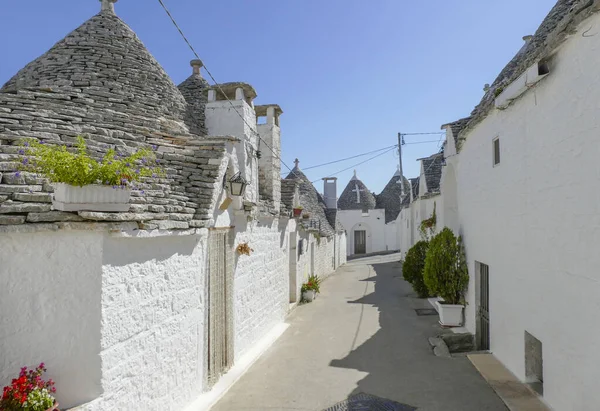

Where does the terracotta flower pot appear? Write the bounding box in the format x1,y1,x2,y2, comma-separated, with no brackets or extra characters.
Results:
46,401,59,411
293,208,303,217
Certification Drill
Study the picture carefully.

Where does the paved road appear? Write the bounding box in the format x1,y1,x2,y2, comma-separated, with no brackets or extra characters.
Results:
213,253,506,411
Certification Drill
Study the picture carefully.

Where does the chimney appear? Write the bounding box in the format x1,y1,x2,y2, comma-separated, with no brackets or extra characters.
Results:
256,105,283,210
323,177,338,209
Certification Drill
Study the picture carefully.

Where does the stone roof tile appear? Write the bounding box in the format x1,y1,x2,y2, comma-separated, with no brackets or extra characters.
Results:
420,153,444,194
338,172,376,211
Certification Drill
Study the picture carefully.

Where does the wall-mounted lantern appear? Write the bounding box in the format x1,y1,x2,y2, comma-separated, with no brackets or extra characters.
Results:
226,172,249,197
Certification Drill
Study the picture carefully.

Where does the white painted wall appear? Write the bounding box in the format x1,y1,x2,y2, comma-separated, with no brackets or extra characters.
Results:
455,14,600,410
0,231,103,410
338,209,387,256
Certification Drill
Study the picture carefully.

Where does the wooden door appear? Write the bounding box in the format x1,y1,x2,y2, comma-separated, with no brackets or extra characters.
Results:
207,229,234,388
354,230,366,255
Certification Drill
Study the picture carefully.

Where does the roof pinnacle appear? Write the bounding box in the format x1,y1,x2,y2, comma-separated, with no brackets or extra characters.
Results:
100,0,118,14
190,59,204,76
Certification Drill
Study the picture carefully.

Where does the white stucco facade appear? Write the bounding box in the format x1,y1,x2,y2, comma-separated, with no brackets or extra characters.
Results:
450,13,600,410
338,209,398,256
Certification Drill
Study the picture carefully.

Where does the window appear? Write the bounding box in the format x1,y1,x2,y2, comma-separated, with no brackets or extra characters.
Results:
493,137,500,166
361,208,369,217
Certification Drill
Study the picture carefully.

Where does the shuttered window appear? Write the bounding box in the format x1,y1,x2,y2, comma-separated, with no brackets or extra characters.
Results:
493,137,500,166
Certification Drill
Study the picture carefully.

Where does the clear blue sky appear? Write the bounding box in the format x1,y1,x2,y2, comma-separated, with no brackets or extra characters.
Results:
1,0,557,193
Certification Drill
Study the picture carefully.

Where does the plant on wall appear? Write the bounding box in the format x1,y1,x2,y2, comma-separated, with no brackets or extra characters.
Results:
419,202,437,240
423,227,469,305
236,242,253,256
402,240,431,298
20,136,163,187
301,274,321,294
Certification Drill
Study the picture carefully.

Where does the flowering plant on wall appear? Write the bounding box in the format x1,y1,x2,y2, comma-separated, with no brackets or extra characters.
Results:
301,274,322,294
236,242,253,256
19,136,163,188
1,363,58,411
419,202,437,240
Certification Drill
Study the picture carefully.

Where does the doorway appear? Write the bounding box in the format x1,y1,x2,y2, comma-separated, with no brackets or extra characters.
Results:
206,228,234,388
477,262,490,351
354,230,366,255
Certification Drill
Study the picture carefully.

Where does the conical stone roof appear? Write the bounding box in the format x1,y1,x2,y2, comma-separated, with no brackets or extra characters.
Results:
2,6,190,137
338,171,376,211
376,168,411,223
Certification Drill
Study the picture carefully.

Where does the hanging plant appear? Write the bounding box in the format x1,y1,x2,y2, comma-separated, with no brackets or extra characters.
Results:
419,202,437,240
236,242,253,256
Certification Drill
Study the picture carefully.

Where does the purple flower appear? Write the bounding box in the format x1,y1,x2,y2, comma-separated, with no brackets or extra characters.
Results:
18,149,25,155
135,169,140,174
141,190,145,194
120,178,128,185
125,162,131,167
22,158,29,165
141,158,147,164
15,172,21,177
151,173,157,178
155,159,160,164
152,145,158,151
24,142,29,147
112,185,117,189
67,143,72,147
40,140,45,145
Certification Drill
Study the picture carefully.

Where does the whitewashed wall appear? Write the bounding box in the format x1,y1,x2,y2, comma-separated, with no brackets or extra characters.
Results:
384,220,399,252
0,229,209,411
0,231,103,409
338,209,387,256
229,215,291,359
456,14,600,410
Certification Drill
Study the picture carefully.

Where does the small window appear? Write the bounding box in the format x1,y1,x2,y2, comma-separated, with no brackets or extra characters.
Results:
493,137,500,166
362,208,369,217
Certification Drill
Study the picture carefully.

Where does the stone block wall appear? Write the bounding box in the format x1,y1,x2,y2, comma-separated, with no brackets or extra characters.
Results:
231,218,290,359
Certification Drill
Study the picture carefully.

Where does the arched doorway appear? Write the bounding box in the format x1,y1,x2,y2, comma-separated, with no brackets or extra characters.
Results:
442,163,459,233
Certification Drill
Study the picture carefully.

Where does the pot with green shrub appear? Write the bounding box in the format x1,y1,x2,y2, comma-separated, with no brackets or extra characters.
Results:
402,240,431,298
301,274,321,302
20,137,163,212
423,228,469,326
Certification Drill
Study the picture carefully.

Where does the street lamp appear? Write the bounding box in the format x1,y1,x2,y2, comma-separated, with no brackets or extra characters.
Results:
226,172,249,197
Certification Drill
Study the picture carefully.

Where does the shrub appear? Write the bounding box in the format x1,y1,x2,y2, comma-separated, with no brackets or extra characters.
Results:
402,241,431,298
20,136,163,187
423,227,469,305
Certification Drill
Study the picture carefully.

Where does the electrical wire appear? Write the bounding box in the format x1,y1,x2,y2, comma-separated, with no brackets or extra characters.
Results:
156,0,302,179
310,146,398,183
400,132,446,136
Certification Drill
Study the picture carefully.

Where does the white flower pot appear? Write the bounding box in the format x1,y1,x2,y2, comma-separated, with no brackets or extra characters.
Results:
302,290,316,302
52,183,131,212
436,301,464,327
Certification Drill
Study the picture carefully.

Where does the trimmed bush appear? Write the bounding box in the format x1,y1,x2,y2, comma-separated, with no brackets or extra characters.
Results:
402,241,431,298
423,227,468,305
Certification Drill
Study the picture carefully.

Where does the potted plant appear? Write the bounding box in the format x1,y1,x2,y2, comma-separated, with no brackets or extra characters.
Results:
292,205,303,217
20,137,163,212
1,363,58,411
402,240,431,298
302,212,310,219
236,242,253,256
423,228,468,326
301,274,321,302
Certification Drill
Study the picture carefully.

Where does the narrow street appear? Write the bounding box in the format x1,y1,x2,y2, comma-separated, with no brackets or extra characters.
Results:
213,253,507,411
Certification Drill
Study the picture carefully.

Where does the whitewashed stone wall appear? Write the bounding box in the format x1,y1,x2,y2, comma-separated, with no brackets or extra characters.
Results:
0,230,103,409
94,232,208,411
0,229,209,411
230,216,291,359
456,13,600,410
295,231,345,295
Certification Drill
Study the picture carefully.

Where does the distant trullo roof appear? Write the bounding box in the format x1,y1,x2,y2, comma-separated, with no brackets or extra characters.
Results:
338,171,376,211
2,4,191,137
284,160,340,237
376,167,411,223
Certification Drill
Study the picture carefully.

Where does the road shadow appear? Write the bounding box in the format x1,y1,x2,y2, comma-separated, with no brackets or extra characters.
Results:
329,261,507,411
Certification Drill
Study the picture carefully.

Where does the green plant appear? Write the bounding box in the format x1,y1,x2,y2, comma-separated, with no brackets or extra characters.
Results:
301,274,321,294
402,240,431,298
494,86,504,97
20,136,163,187
423,227,469,305
419,202,437,240
314,232,321,245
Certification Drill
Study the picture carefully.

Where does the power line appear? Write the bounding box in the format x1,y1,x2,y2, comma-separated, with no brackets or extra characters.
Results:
156,0,301,179
403,140,443,145
281,144,399,174
400,132,446,136
310,146,398,183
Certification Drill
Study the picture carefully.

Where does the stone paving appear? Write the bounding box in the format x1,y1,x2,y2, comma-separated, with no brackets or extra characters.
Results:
212,253,507,411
